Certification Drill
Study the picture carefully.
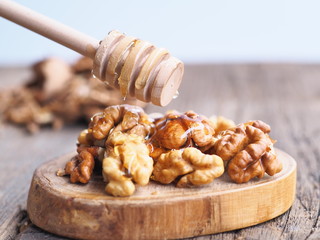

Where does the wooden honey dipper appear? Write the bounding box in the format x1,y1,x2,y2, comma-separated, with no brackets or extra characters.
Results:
0,0,184,106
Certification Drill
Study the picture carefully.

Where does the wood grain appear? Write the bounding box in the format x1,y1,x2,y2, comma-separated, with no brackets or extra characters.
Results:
27,149,296,240
0,64,319,240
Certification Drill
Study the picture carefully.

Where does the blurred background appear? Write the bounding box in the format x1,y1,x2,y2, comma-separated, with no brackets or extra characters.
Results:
1,0,320,65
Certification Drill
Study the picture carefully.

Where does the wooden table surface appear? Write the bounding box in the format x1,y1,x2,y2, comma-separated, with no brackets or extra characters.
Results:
0,64,319,240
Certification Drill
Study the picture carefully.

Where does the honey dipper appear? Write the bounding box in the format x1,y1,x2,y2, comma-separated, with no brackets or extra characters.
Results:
0,0,184,106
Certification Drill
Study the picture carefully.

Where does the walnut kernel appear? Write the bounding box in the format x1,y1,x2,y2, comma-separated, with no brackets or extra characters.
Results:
149,110,216,152
103,132,153,197
214,120,282,183
209,116,236,136
65,149,95,184
153,147,224,187
88,104,153,140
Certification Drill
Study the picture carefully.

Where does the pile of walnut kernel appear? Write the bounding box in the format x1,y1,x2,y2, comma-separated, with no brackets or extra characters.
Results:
60,104,283,197
0,57,145,133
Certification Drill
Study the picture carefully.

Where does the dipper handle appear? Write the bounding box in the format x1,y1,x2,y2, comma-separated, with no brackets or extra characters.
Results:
0,0,99,58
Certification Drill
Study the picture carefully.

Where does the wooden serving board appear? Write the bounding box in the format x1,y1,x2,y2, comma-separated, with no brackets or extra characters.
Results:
27,149,296,240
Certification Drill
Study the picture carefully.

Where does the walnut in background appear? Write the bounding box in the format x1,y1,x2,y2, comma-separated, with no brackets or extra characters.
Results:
0,57,146,133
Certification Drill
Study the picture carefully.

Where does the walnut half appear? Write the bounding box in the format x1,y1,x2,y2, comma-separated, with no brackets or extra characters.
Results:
64,149,96,184
102,132,153,197
153,148,224,187
88,104,152,141
148,110,216,158
213,120,282,183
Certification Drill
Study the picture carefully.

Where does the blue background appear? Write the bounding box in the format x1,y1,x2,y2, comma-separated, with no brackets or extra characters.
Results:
1,0,320,65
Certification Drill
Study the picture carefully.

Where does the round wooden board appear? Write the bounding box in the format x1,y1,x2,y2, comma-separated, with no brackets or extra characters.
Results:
27,149,296,240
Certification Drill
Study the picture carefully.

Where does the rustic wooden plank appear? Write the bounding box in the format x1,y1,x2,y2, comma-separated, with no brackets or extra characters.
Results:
0,125,84,240
1,64,319,240
16,225,71,240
